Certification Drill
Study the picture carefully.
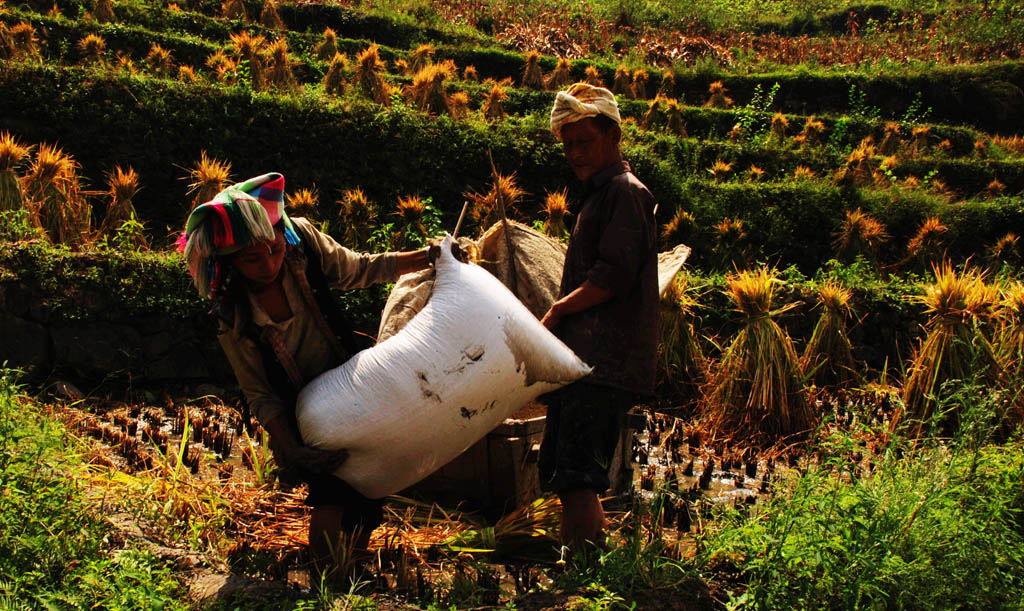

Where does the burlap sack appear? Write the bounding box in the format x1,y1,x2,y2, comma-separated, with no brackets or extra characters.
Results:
377,222,691,341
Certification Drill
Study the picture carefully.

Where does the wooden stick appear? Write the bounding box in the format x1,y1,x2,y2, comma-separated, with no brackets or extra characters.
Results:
452,199,469,239
488,149,519,298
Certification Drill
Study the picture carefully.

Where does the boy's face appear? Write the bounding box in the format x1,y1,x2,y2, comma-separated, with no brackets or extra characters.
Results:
231,229,286,289
560,117,621,182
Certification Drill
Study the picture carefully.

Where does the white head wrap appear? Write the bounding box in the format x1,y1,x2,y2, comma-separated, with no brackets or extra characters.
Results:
549,82,621,141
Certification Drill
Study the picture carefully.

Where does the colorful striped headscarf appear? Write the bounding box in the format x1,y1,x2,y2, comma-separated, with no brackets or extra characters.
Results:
549,82,621,141
179,172,300,298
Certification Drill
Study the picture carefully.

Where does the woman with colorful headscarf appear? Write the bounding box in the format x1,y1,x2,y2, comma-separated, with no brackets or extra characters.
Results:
180,172,439,573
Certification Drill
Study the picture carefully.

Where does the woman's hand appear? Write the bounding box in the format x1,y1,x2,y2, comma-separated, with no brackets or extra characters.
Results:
283,444,350,473
272,437,348,472
265,415,348,483
427,238,467,263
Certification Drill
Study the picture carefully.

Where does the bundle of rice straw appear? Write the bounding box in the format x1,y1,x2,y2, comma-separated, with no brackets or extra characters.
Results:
898,261,1001,437
702,267,811,446
800,281,857,388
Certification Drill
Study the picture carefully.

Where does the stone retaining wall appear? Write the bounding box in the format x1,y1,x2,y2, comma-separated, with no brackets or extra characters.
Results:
0,279,234,385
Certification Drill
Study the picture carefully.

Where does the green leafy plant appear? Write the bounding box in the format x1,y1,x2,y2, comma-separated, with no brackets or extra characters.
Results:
0,369,186,608
847,83,880,121
698,407,1024,609
734,82,780,140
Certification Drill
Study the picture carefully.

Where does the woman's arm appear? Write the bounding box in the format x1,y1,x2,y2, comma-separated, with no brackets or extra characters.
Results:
394,247,434,276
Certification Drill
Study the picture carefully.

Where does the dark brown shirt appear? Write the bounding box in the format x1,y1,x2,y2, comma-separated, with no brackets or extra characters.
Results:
556,161,659,396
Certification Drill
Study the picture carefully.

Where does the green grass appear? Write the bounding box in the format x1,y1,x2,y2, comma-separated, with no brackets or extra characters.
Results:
697,385,1024,609
0,369,187,608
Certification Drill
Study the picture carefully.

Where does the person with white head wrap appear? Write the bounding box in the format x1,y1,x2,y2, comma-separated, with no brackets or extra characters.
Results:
539,81,660,550
549,82,622,141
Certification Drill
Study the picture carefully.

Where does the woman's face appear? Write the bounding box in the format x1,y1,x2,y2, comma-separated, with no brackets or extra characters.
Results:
231,229,286,289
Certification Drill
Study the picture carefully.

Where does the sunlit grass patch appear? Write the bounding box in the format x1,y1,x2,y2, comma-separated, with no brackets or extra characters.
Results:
0,370,186,608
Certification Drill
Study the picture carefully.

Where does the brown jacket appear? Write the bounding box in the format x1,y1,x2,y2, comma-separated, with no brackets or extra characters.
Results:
217,217,399,427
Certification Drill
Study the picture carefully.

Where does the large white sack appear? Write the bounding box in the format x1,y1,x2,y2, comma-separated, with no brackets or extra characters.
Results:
378,223,691,343
295,236,592,499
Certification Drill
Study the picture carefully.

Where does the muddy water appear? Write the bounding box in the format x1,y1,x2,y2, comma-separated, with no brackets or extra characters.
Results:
626,412,772,509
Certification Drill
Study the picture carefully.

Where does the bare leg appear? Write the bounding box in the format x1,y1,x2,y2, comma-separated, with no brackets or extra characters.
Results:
558,488,607,548
309,504,345,573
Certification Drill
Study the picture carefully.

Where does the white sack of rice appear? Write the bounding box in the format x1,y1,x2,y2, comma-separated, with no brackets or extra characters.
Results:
296,236,592,499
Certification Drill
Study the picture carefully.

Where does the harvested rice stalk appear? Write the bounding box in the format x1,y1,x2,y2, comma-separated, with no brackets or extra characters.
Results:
393,195,428,249
94,0,114,23
315,27,338,63
7,22,40,59
995,283,1024,381
323,52,348,95
146,43,174,77
631,68,649,100
482,79,509,121
707,159,732,182
23,143,90,247
465,171,523,231
447,90,470,120
542,189,568,240
899,262,1002,437
612,65,631,97
906,216,948,270
406,61,455,115
641,96,665,130
545,57,573,91
657,68,675,97
522,50,543,89
177,65,199,84
408,43,434,74
286,187,319,215
356,44,390,105
0,131,31,213
100,165,146,248
260,0,284,30
704,81,733,109
702,266,811,447
878,121,901,156
665,98,686,137
229,31,266,92
186,151,231,210
909,125,930,157
222,0,247,21
833,137,877,187
337,188,378,249
800,281,857,388
267,38,297,93
78,33,106,65
658,273,708,405
833,207,888,265
713,216,748,270
987,233,1021,271
767,112,788,147
661,207,698,250
795,116,825,149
